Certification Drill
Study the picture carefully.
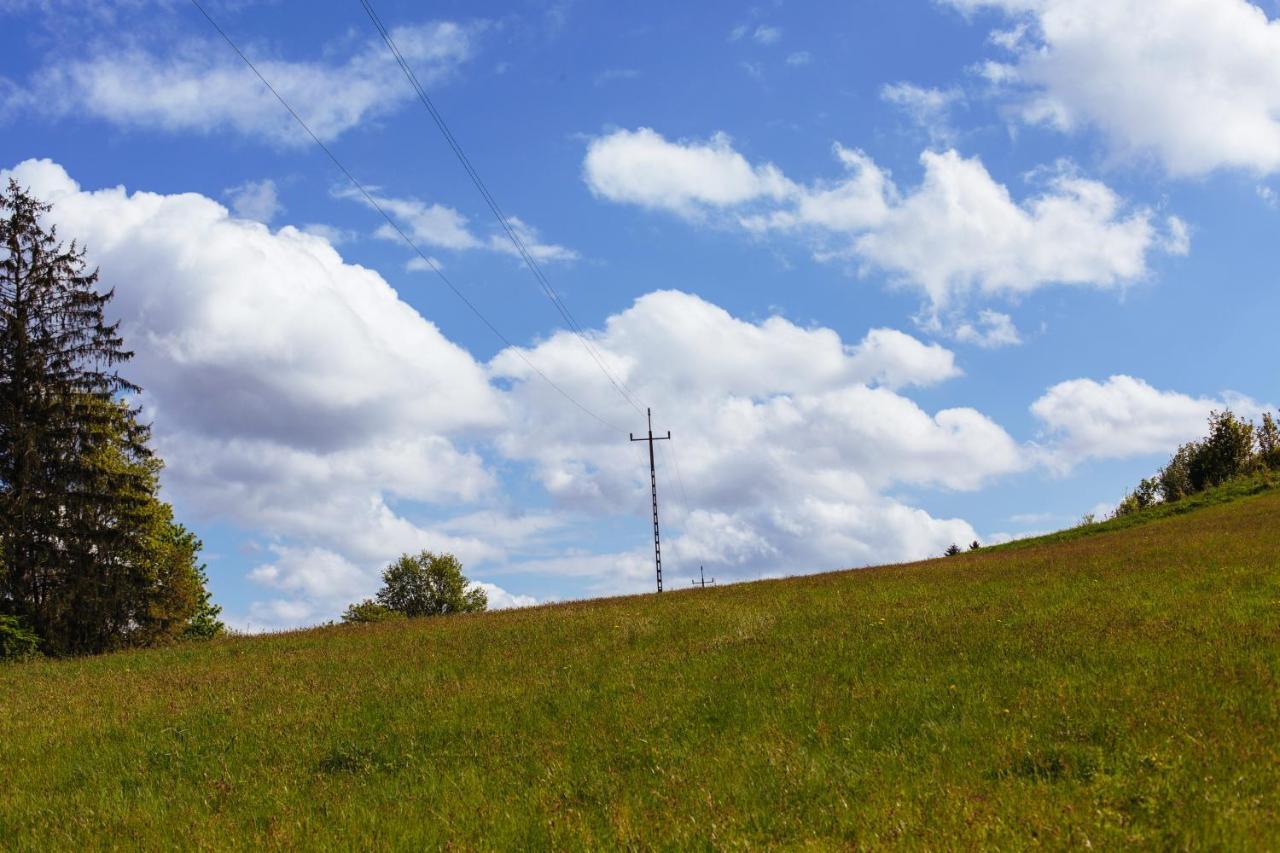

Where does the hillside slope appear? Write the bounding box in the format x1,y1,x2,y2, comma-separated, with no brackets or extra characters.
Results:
2,488,1279,849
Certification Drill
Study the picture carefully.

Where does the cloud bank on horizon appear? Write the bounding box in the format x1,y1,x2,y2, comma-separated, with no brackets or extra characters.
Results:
0,0,1274,628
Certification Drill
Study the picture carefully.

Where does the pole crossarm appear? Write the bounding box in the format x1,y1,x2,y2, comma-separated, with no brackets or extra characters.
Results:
630,408,671,593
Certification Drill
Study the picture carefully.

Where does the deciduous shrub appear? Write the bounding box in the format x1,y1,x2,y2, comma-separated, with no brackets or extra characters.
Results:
1158,444,1196,503
0,614,39,662
341,599,404,625
1188,410,1254,491
1258,412,1280,470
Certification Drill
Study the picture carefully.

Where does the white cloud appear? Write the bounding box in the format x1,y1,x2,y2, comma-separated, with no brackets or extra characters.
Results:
1031,374,1266,470
1,157,511,628
489,290,1024,583
785,51,813,66
583,127,793,217
952,310,1022,348
947,0,1280,176
249,546,372,604
300,223,356,245
405,256,443,272
753,25,782,45
587,129,1182,308
486,215,580,263
339,186,577,263
475,582,540,610
845,152,1168,307
881,82,964,143
847,327,962,388
5,21,475,145
366,194,483,250
4,158,1098,625
224,178,281,223
742,144,893,233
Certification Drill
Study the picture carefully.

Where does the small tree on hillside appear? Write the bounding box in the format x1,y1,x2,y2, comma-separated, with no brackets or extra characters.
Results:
374,551,487,618
1257,412,1280,470
1114,476,1160,518
944,543,962,557
1158,443,1197,503
341,599,404,625
1188,410,1254,492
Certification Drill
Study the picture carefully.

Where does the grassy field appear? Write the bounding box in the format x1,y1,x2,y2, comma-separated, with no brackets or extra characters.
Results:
2,485,1279,849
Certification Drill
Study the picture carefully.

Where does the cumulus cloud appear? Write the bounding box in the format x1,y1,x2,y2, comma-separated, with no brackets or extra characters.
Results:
4,21,476,145
586,129,1183,308
947,0,1280,176
847,327,962,388
13,158,1155,623
952,310,1022,348
583,127,792,217
489,290,1024,584
0,157,524,628
1031,374,1267,471
225,178,282,223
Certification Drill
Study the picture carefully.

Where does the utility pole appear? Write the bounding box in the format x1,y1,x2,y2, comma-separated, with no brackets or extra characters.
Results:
691,565,715,589
630,408,670,593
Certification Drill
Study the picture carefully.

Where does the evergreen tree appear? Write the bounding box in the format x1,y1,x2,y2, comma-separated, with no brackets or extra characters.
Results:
0,181,218,654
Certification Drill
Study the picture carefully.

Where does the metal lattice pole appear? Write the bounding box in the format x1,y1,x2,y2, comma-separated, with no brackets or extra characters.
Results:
630,408,670,592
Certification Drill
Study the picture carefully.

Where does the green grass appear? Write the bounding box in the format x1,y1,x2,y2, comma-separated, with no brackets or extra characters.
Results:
2,487,1279,849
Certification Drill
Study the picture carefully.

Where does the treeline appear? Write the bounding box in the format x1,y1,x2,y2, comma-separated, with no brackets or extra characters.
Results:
1113,409,1280,518
1,182,222,660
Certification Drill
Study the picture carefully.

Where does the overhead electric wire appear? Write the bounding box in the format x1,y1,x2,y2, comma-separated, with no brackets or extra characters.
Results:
188,0,622,433
358,0,647,418
359,0,712,567
655,439,696,561
358,0,710,567
663,441,693,521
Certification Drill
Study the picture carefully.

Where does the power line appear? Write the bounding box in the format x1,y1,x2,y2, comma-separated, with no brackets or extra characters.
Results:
358,1,710,581
357,0,646,418
187,0,621,433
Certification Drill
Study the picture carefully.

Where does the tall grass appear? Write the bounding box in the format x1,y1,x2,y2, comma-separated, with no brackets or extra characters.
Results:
2,487,1278,848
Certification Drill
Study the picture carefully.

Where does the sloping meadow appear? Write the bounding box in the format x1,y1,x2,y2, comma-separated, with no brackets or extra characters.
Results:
2,489,1278,848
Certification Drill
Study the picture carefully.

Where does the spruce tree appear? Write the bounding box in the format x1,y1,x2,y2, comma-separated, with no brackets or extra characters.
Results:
0,180,219,654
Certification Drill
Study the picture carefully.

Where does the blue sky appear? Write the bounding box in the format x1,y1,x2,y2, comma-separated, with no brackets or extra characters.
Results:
2,0,1277,629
